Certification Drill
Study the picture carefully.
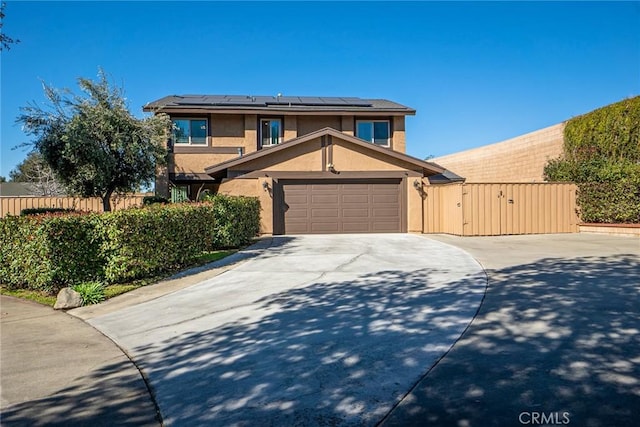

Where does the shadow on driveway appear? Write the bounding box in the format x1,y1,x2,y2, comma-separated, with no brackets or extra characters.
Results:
126,268,486,426
383,253,640,427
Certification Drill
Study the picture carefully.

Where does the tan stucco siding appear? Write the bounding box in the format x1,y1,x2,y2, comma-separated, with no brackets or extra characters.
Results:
210,114,246,145
331,140,421,172
392,116,406,153
284,116,297,140
432,123,565,182
229,138,324,172
297,116,342,135
341,116,355,136
218,177,273,235
407,178,423,233
171,153,237,174
244,115,258,154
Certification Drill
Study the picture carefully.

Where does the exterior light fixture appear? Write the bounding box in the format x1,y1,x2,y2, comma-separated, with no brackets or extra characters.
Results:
262,181,269,191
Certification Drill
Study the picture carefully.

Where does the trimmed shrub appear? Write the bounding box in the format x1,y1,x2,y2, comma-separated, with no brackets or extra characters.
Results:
142,195,169,205
21,207,76,216
205,194,261,248
0,194,260,290
0,213,104,292
99,203,217,282
577,180,640,223
544,96,640,223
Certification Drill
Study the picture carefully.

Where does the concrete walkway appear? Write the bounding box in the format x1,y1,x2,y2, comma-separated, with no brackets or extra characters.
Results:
80,234,486,426
0,296,159,426
383,234,640,427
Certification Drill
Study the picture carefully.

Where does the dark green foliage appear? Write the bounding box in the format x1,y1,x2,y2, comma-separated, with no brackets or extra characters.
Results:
21,207,76,216
99,203,218,282
544,96,640,223
0,213,104,292
205,195,261,248
16,69,172,211
0,195,260,291
142,195,169,205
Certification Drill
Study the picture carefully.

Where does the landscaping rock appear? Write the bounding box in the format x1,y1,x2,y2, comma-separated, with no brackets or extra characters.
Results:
54,288,83,310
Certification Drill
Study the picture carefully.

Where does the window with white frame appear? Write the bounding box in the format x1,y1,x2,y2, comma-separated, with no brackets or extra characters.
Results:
260,118,282,147
356,120,390,146
172,118,207,145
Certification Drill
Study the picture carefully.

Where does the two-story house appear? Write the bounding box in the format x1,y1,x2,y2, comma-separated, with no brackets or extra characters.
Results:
143,95,446,235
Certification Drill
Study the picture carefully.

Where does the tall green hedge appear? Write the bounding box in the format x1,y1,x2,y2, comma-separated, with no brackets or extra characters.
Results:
0,195,260,292
0,213,104,291
544,96,640,223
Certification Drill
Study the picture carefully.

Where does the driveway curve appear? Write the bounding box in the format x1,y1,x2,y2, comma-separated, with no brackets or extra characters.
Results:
87,234,486,426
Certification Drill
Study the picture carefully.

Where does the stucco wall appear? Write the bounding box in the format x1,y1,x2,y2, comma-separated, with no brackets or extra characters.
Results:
229,138,324,172
332,140,420,172
297,116,342,136
218,177,274,234
431,123,565,182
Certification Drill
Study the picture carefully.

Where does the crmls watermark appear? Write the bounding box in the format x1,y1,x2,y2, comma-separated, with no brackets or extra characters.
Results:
519,411,570,425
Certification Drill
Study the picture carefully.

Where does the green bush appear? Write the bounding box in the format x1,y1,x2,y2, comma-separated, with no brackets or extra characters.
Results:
0,213,104,292
142,195,169,205
72,281,106,305
544,96,640,223
0,195,260,291
21,207,76,216
577,180,640,223
99,203,218,282
205,194,261,248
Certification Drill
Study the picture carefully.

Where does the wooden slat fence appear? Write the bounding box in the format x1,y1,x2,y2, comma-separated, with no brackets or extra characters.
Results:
423,182,578,236
0,195,146,217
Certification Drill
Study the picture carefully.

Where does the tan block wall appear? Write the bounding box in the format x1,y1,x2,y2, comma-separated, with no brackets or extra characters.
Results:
431,123,565,182
218,177,273,234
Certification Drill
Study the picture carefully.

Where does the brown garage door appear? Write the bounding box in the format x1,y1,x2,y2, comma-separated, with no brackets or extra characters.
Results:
280,179,403,234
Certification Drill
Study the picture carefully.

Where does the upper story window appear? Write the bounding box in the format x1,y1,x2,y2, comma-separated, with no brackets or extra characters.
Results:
356,120,390,147
172,118,207,145
260,118,282,147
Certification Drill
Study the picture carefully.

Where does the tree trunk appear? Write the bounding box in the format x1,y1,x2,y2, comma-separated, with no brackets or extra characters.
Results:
102,189,114,212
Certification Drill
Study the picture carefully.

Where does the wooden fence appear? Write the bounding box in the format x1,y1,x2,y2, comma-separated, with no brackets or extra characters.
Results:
0,195,146,218
423,182,579,236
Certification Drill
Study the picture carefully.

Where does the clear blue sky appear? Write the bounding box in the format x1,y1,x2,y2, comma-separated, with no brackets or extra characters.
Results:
1,1,638,177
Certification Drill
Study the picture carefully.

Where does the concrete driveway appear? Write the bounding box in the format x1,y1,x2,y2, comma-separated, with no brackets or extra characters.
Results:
383,234,640,427
82,234,486,426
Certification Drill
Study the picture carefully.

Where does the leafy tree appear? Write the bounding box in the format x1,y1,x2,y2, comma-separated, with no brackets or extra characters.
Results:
16,69,172,211
0,176,6,183
0,2,20,51
8,151,65,196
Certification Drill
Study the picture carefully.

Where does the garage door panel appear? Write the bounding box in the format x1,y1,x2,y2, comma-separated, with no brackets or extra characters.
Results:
282,179,403,234
343,208,370,217
311,208,339,218
373,208,401,218
342,222,371,233
312,194,339,204
372,221,401,232
342,194,369,203
372,194,400,204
